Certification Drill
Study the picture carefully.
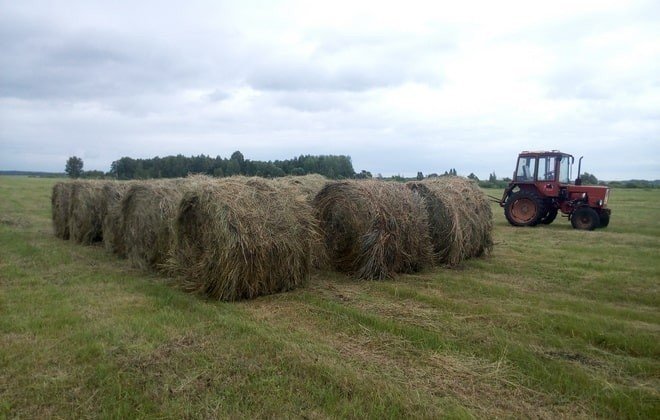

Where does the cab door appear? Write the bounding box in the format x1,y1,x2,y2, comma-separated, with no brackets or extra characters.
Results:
535,155,559,197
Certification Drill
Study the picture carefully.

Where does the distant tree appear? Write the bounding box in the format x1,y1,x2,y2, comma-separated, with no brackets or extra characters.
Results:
581,172,598,185
226,159,241,176
489,172,497,182
468,173,479,181
65,156,84,178
416,171,424,180
355,170,372,179
81,170,104,179
291,167,305,176
230,150,245,172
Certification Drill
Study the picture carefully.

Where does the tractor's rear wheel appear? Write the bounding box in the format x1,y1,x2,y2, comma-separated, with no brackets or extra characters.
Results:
539,206,558,225
504,190,543,227
571,207,599,230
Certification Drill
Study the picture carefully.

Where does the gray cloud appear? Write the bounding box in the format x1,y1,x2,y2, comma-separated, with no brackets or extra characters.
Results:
0,18,198,100
0,0,658,180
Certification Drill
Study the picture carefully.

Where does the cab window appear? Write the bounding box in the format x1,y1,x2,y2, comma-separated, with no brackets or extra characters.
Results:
516,157,536,181
558,156,571,183
538,156,556,181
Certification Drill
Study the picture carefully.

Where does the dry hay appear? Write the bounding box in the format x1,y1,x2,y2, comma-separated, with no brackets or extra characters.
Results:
51,181,73,239
68,180,107,244
313,180,433,280
121,179,191,271
272,174,329,202
270,174,329,269
173,176,317,301
407,177,493,266
101,182,133,257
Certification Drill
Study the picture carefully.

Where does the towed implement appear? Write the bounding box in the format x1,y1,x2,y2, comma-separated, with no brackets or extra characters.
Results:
500,150,611,230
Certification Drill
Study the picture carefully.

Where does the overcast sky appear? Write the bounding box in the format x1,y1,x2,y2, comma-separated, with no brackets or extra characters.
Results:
1,0,659,180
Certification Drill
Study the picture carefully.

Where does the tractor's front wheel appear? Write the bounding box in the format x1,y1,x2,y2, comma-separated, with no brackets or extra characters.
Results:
504,190,543,227
571,207,599,230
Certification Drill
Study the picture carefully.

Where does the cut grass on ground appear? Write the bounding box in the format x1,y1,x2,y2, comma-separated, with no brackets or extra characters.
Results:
0,176,658,418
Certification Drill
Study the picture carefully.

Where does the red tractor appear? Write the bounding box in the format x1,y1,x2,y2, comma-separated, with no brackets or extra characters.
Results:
499,151,611,230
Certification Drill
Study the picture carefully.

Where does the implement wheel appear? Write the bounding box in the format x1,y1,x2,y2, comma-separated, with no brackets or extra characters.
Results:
599,211,610,228
571,207,599,230
504,190,543,227
539,207,558,225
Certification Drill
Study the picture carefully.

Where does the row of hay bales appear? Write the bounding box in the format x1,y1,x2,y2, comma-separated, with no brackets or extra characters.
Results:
51,174,492,300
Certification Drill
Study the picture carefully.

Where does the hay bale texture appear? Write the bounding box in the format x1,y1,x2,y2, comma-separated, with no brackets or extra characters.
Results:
271,175,329,268
52,181,73,239
407,177,493,266
313,180,433,280
121,180,190,271
174,177,317,301
101,182,132,257
272,174,329,202
68,181,107,244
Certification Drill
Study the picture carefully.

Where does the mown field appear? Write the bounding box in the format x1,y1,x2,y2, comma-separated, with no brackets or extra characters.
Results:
1,176,658,418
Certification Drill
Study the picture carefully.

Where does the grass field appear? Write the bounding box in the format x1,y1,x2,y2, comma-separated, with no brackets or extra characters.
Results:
1,176,658,418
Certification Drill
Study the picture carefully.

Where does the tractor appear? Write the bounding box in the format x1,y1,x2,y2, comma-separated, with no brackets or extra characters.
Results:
499,151,611,230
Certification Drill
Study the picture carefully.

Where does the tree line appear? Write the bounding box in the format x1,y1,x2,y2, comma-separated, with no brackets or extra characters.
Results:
67,152,356,180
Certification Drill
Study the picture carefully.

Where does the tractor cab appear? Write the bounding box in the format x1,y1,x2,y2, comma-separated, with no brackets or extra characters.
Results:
501,150,611,230
513,151,573,198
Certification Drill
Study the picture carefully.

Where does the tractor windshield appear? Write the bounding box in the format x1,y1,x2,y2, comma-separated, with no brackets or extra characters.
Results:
558,156,572,183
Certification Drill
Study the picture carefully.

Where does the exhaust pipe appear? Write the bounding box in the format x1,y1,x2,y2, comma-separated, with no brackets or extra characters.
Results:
575,156,583,185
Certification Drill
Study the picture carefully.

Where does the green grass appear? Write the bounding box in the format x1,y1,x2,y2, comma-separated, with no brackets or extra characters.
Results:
1,176,658,418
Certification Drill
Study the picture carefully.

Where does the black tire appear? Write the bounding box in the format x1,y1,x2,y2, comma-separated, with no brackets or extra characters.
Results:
599,211,610,228
539,207,558,225
571,207,599,230
504,190,543,227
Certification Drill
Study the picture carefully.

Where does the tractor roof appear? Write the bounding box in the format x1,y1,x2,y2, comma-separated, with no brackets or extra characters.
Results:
519,150,573,159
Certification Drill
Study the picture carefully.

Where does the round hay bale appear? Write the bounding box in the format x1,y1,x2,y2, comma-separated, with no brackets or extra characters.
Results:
407,177,493,266
69,180,106,244
174,177,316,301
313,180,433,280
122,180,189,271
101,182,133,257
51,181,73,239
406,181,461,265
272,174,329,202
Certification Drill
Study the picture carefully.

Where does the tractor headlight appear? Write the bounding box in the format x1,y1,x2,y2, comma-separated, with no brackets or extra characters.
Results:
597,199,603,206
